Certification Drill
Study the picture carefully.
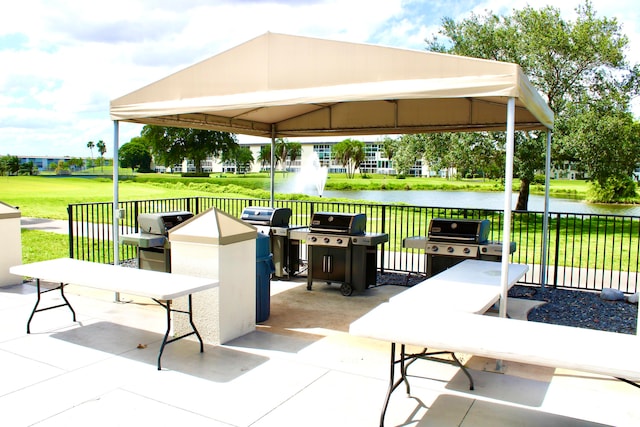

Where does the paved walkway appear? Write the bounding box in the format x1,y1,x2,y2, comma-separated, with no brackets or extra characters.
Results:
0,277,638,426
20,217,69,234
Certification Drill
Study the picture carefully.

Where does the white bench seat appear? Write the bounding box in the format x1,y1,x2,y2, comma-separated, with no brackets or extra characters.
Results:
10,258,219,370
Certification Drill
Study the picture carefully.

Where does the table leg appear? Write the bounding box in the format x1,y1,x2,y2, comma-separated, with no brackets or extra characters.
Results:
379,343,412,427
154,294,205,370
27,279,77,334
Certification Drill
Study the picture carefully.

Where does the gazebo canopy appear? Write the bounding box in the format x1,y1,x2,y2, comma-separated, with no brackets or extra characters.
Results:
109,32,556,323
110,32,553,135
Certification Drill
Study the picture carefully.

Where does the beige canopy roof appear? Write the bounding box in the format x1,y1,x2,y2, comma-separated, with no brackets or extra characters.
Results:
110,32,553,135
109,32,556,322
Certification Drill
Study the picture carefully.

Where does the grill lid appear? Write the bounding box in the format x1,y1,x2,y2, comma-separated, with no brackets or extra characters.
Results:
309,212,366,235
428,218,490,243
138,211,194,235
240,206,291,227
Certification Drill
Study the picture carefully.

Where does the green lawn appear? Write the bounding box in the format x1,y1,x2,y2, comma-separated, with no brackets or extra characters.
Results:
0,176,250,219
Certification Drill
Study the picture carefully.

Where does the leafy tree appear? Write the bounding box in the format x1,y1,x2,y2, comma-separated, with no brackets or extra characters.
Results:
565,105,640,201
67,158,85,171
3,155,20,175
142,125,238,174
119,137,153,172
221,146,254,174
427,1,639,207
18,161,35,176
386,135,424,177
332,138,365,179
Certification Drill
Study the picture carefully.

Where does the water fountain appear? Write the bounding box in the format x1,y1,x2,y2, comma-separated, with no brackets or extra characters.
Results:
290,152,328,197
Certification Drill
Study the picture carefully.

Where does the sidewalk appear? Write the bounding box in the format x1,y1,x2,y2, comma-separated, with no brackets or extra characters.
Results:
1,277,638,426
20,217,69,234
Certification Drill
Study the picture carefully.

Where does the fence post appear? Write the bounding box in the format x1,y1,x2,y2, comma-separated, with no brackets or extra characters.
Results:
380,206,386,274
67,205,74,259
552,213,561,288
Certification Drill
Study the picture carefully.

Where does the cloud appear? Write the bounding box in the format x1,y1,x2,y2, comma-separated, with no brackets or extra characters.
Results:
1,0,639,157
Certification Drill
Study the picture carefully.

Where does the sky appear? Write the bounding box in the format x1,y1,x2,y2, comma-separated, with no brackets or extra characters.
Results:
1,0,639,158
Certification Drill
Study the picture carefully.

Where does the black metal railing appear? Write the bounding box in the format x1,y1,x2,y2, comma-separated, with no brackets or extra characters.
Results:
67,196,640,294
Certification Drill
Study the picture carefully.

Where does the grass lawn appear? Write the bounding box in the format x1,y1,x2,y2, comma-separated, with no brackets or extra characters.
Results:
0,176,252,219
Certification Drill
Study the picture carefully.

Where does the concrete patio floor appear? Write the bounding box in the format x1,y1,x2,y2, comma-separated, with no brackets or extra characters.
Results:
0,276,638,426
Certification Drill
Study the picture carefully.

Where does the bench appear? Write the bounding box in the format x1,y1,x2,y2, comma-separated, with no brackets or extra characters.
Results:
350,302,640,426
10,258,219,370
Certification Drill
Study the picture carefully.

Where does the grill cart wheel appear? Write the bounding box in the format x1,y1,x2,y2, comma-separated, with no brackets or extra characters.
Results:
340,283,353,296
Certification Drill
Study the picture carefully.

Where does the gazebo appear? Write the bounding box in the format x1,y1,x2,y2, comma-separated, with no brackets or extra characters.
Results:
110,32,555,320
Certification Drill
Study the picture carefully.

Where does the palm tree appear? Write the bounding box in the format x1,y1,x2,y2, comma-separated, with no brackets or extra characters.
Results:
96,140,106,172
258,145,272,170
332,138,365,178
86,141,95,168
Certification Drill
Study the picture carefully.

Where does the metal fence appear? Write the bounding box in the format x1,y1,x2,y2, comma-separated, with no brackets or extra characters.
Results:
67,196,640,294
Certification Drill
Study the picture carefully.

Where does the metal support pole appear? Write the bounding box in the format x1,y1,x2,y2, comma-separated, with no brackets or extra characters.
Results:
270,125,276,208
497,97,516,371
113,121,121,302
540,131,552,287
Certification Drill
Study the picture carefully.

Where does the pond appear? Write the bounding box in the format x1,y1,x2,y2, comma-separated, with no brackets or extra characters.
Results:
317,190,640,216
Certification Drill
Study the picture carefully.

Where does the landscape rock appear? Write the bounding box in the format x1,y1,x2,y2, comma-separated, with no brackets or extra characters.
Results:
600,288,625,301
627,292,639,304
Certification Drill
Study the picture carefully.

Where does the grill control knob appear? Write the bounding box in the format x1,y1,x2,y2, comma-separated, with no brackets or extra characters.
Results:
337,238,343,244
447,246,455,253
481,247,488,253
323,237,330,244
310,236,317,242
431,245,439,252
463,247,471,254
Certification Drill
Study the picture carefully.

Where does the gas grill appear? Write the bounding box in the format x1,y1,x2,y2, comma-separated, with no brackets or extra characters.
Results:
306,212,388,296
121,211,194,272
240,206,301,278
403,218,515,277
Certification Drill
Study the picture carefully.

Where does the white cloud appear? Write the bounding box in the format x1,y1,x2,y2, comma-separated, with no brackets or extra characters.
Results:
1,0,639,157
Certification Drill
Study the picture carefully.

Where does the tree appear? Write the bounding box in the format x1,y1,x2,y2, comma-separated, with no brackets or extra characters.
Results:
287,142,302,168
427,1,639,207
87,141,95,160
142,125,239,174
18,161,35,176
564,105,640,201
274,138,288,172
96,140,106,172
332,138,365,179
221,146,254,174
258,145,272,169
119,137,152,172
3,156,20,175
385,135,424,177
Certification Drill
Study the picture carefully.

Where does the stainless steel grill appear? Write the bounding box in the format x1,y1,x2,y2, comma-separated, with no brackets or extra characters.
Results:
306,212,388,296
404,218,514,277
240,206,301,278
121,211,193,272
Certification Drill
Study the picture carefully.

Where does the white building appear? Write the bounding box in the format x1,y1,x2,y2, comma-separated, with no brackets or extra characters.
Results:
158,140,428,176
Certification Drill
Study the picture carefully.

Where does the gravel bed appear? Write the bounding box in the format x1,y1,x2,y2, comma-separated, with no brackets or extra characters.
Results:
377,272,638,335
510,285,637,335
